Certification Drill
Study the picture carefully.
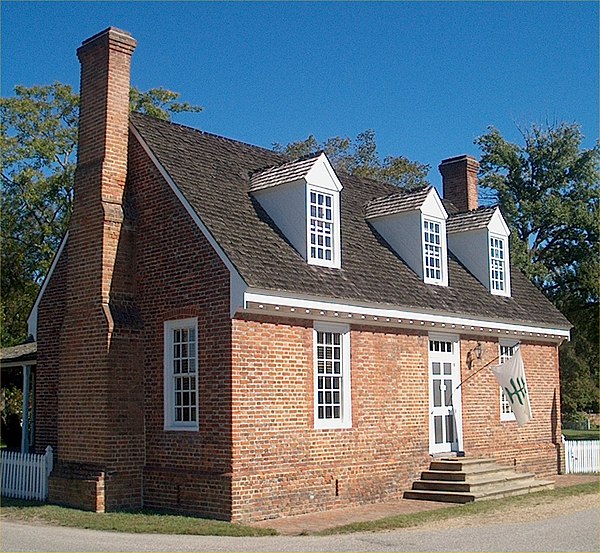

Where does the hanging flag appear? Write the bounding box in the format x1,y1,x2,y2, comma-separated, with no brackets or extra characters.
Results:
490,348,532,427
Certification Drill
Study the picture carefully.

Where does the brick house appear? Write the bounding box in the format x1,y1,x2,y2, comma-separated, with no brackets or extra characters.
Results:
29,27,570,522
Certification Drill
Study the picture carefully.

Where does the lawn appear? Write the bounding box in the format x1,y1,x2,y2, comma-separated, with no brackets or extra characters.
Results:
562,428,600,440
0,497,276,536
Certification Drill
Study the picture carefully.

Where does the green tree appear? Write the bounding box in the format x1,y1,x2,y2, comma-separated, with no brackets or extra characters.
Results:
274,129,430,190
1,83,202,347
475,122,599,415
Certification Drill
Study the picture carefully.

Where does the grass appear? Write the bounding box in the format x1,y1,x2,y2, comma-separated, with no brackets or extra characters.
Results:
563,428,600,441
314,481,600,535
0,498,276,536
2,481,598,537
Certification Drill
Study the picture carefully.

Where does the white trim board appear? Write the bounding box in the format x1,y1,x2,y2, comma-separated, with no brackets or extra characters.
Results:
27,232,69,339
242,289,570,342
130,123,248,317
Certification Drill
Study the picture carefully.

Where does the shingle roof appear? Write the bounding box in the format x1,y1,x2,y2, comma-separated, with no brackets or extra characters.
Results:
249,153,321,192
364,187,431,219
447,207,496,233
0,342,37,364
130,113,570,330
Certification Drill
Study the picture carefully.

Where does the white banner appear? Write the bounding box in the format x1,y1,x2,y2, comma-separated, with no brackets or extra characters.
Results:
490,348,532,427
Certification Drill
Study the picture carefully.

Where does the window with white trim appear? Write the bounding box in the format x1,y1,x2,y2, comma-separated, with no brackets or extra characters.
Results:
490,236,507,293
423,218,444,284
309,190,334,263
314,323,351,429
499,340,518,421
164,318,198,430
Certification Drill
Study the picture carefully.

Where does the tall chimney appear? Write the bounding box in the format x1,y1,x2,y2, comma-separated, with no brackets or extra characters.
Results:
53,28,142,512
439,155,480,212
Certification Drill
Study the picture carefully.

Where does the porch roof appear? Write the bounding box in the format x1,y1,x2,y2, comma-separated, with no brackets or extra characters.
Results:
0,342,37,368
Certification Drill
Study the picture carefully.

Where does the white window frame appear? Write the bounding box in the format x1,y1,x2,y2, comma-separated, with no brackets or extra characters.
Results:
489,234,510,297
499,339,519,421
306,186,341,269
164,318,199,431
313,322,351,429
422,216,447,286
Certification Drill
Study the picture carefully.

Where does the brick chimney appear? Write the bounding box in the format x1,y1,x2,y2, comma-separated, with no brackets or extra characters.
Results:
439,155,480,212
52,28,143,512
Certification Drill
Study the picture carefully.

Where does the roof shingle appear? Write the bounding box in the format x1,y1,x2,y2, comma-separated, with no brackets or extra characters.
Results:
130,113,570,330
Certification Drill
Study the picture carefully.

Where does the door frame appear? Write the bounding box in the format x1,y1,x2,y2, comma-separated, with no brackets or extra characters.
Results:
428,332,463,454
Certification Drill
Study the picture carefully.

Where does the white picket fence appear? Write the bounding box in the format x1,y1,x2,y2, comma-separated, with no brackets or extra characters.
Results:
0,446,53,500
563,437,599,474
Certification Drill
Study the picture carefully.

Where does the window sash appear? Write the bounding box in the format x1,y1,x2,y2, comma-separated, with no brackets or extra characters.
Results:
423,219,443,282
490,237,506,292
499,342,517,420
164,319,199,430
314,323,351,429
309,190,334,262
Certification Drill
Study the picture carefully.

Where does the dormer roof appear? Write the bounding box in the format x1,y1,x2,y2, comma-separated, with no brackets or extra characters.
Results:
365,186,447,220
249,152,342,193
447,206,510,235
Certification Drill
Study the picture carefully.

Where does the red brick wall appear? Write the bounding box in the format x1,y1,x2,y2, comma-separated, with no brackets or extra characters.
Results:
34,244,68,453
460,337,562,476
126,137,234,520
229,316,561,522
230,316,432,521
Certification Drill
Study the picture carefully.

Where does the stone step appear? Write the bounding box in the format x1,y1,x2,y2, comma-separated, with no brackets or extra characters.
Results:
429,458,497,473
421,466,516,481
404,477,554,503
413,472,537,493
405,456,555,504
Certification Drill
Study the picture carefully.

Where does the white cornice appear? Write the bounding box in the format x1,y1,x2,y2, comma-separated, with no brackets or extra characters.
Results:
242,289,570,343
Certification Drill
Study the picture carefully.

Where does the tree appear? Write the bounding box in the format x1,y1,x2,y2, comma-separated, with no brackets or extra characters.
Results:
1,83,202,347
274,129,430,190
475,122,600,415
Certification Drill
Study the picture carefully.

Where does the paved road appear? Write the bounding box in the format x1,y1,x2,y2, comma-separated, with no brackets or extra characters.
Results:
1,507,598,552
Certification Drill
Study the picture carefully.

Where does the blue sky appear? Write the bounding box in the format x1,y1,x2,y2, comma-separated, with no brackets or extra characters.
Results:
2,1,598,187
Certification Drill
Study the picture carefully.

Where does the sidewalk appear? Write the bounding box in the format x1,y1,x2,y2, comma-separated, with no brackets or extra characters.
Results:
252,474,598,535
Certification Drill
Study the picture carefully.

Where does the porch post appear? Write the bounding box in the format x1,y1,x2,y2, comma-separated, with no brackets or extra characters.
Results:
21,364,30,453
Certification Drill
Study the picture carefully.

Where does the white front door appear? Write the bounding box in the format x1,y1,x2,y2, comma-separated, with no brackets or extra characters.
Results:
429,335,462,454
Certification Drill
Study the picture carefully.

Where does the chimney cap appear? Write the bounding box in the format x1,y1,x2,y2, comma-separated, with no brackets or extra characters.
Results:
439,155,479,167
79,26,136,52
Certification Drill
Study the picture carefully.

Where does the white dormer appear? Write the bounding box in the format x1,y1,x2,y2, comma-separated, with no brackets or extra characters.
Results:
365,187,449,286
447,207,511,297
250,153,343,268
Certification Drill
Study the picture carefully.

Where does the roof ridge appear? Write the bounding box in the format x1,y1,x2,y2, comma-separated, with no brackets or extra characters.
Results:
448,205,498,217
130,111,286,159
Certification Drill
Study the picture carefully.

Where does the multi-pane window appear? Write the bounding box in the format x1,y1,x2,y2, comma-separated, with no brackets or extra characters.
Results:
309,190,334,262
499,341,517,420
164,319,198,430
490,237,506,292
314,323,351,429
423,219,443,282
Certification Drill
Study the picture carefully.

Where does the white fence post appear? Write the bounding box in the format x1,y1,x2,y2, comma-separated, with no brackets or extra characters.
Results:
0,446,54,501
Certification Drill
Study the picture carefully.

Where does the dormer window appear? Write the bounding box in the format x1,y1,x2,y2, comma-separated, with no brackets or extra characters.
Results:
446,206,511,297
309,189,335,263
365,187,449,287
423,218,444,283
489,235,507,293
250,153,342,269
